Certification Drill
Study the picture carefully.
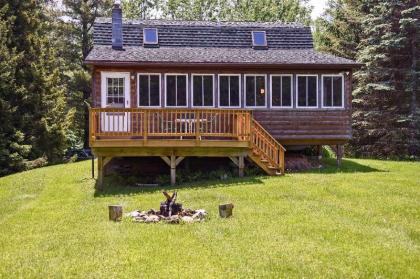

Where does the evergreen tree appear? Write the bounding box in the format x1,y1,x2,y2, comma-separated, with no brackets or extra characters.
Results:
0,4,30,175
0,1,74,174
351,1,419,158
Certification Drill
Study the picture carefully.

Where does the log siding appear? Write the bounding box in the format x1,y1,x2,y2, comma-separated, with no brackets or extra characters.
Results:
91,66,352,145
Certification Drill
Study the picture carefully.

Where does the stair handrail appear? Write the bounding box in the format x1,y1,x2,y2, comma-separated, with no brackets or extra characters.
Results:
251,118,286,174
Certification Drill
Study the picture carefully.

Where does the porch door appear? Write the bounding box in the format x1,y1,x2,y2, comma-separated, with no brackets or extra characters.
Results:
100,72,131,132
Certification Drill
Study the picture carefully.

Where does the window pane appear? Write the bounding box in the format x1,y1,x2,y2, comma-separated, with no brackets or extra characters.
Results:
246,76,255,107
271,76,281,106
219,76,229,106
144,28,158,44
166,76,176,106
323,76,332,107
297,76,306,107
150,75,160,106
203,76,213,106
176,76,187,106
230,76,240,106
253,31,266,46
193,76,203,106
307,76,317,106
333,76,343,107
106,77,125,107
282,76,292,107
256,76,266,106
139,75,149,106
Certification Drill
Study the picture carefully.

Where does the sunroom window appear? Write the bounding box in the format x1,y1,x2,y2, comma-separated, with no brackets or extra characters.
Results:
138,74,160,107
143,28,158,45
322,75,344,108
271,75,292,107
245,75,266,107
192,75,214,107
165,74,187,107
297,75,318,108
219,75,240,107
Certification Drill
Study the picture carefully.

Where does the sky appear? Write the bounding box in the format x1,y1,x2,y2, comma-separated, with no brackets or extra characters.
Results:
309,0,328,19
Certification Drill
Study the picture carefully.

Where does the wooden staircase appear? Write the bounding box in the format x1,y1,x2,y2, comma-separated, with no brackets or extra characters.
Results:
248,119,286,175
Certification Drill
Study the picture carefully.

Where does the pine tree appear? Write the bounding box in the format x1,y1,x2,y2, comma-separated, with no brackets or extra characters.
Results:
0,1,77,175
351,1,419,158
399,2,420,157
0,4,30,175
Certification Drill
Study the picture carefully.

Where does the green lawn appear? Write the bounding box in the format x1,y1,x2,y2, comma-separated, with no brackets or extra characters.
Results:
0,159,419,278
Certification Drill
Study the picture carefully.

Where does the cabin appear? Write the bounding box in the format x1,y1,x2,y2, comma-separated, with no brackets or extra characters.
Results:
85,2,359,188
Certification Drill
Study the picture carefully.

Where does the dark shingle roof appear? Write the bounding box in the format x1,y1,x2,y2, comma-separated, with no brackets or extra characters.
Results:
86,18,359,67
93,18,313,49
86,46,358,66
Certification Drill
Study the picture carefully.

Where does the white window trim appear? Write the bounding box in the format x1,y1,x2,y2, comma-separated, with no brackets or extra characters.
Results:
218,74,242,108
143,28,158,44
296,74,318,109
252,31,267,47
100,72,130,108
244,74,268,108
270,74,293,108
191,74,215,108
321,74,345,109
164,73,189,108
137,73,161,108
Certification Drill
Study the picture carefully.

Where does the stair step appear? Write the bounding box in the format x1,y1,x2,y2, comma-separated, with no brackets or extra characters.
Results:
268,166,278,170
260,159,268,163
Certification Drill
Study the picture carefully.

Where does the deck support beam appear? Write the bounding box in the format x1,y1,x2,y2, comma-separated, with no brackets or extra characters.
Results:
336,145,343,167
97,156,113,190
229,156,245,177
316,145,322,160
161,156,185,185
97,156,103,190
239,155,245,177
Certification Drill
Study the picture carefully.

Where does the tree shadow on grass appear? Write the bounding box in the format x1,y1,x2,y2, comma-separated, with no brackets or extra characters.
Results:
304,158,386,174
94,175,267,198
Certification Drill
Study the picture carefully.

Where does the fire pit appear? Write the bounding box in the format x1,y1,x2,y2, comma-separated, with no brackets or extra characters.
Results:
126,191,207,224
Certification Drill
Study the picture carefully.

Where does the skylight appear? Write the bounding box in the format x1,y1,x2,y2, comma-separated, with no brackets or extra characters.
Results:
143,28,158,45
252,31,267,47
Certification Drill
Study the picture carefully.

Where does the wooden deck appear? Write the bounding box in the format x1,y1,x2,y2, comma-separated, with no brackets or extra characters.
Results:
89,108,285,187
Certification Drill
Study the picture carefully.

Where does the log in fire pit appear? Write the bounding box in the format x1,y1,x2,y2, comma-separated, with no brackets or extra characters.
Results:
126,191,207,224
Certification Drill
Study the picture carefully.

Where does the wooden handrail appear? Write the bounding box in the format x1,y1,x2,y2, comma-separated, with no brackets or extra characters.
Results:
251,118,285,174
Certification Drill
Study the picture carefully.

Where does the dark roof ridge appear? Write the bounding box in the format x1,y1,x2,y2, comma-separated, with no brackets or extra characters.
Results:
95,17,307,28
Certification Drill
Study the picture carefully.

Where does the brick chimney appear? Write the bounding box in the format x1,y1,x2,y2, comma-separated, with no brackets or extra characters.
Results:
112,0,123,50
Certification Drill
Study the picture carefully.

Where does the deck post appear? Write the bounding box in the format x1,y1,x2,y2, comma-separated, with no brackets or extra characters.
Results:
170,155,176,185
238,155,245,177
97,156,103,190
336,145,343,167
317,145,322,160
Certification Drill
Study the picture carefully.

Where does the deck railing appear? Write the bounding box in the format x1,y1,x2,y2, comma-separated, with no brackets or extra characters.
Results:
90,108,252,143
89,107,285,174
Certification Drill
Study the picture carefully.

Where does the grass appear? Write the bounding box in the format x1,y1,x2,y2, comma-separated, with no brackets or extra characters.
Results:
0,158,419,278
